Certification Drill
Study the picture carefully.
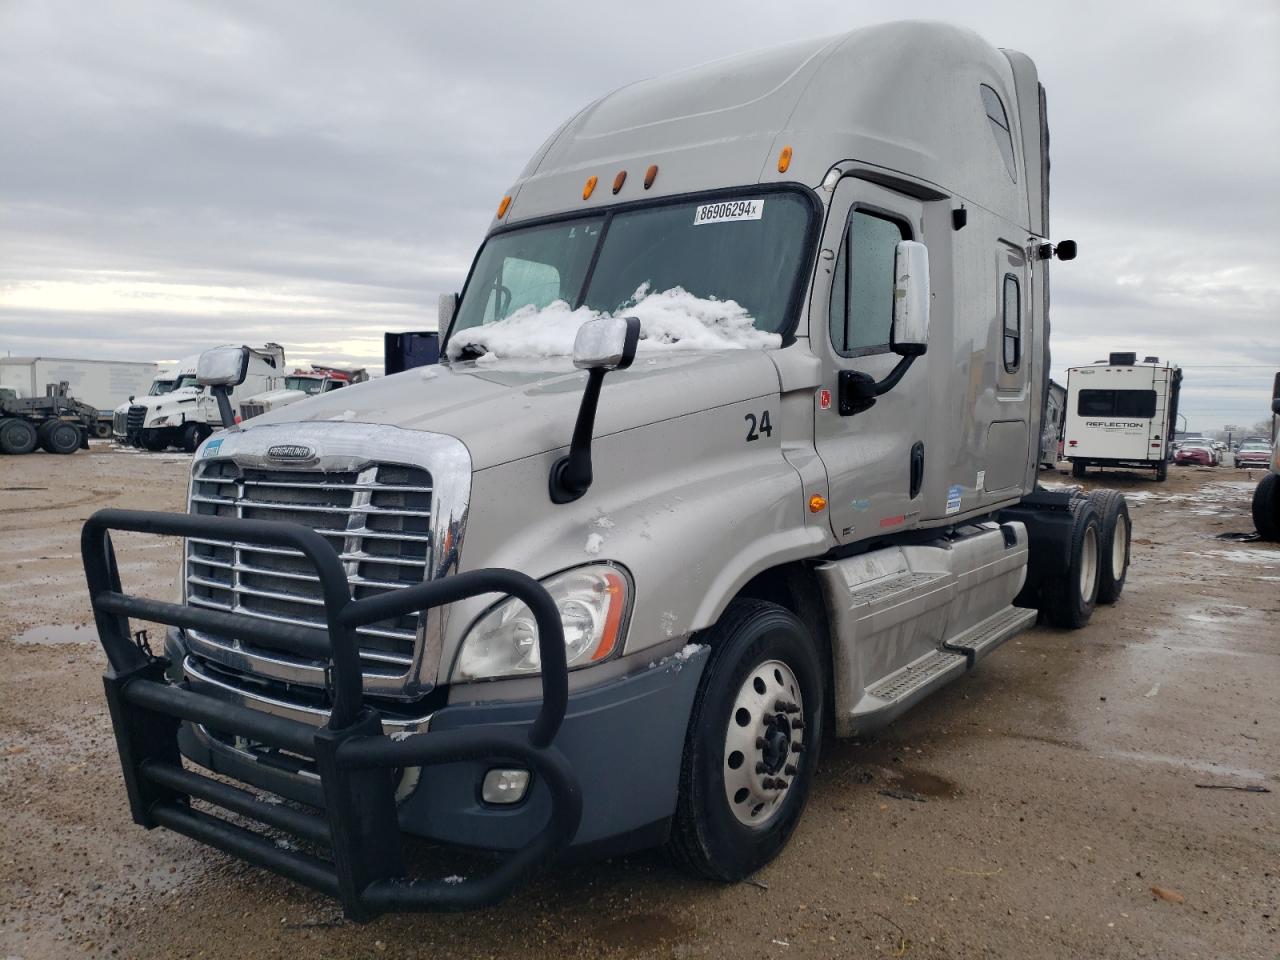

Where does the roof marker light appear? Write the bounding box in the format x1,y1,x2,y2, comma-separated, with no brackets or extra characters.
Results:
643,164,658,189
777,145,793,173
496,195,512,218
582,175,598,201
612,170,627,194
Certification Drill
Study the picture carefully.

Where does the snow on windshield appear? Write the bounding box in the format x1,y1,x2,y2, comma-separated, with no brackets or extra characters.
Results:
445,285,781,362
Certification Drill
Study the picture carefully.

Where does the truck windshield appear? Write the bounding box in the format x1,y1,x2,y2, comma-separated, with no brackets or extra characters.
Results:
148,380,176,396
451,191,813,339
285,376,326,395
172,375,199,391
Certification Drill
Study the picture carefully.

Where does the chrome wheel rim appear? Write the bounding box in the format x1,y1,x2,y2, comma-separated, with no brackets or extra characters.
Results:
1080,525,1099,600
723,659,804,828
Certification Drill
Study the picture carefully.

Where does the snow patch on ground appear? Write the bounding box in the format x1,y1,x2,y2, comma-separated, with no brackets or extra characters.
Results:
1194,548,1280,567
446,285,780,361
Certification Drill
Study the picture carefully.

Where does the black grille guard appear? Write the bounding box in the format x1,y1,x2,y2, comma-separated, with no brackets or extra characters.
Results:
82,508,582,919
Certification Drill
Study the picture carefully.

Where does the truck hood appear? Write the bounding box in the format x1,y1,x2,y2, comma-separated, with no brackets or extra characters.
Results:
134,388,202,412
245,388,308,406
243,351,782,470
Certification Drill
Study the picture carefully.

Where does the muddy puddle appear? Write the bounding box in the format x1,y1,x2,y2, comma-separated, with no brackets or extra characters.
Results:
590,911,694,951
11,623,95,645
886,768,961,798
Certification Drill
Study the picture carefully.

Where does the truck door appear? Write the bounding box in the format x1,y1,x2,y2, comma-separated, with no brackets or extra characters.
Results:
814,179,927,543
980,239,1032,493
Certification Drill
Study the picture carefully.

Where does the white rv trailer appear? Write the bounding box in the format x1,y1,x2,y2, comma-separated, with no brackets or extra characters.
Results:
1064,352,1182,481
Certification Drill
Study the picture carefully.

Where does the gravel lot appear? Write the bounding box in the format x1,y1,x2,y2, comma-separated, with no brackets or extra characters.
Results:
1,444,1277,959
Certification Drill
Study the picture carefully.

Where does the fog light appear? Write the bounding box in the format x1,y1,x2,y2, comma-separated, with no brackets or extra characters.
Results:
481,768,530,804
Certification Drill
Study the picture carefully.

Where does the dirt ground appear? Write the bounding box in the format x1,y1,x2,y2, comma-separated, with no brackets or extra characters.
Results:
1,444,1276,959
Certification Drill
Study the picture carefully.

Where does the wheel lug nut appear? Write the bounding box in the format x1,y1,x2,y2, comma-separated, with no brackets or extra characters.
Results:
773,699,787,712
755,762,767,774
791,742,805,753
785,763,798,776
791,718,804,730
755,737,767,749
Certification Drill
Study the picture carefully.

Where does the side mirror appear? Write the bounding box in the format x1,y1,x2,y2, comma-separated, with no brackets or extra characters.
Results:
550,316,642,504
197,346,250,387
572,315,641,371
890,240,929,357
438,293,458,331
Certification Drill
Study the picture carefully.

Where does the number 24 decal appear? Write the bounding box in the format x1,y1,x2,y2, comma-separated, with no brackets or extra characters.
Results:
744,410,773,441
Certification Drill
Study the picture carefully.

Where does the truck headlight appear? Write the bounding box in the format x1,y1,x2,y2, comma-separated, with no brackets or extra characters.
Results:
452,564,631,681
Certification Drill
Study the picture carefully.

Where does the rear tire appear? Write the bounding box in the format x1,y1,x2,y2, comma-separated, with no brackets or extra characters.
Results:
668,599,823,882
1041,497,1101,629
1253,473,1280,541
1090,490,1130,604
0,417,38,455
1072,461,1087,479
93,421,111,439
44,421,81,455
1155,460,1168,482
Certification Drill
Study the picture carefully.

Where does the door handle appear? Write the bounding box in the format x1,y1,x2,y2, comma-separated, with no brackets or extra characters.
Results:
910,442,924,499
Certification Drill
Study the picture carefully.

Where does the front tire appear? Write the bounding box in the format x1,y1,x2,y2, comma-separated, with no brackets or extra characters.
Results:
1072,461,1087,479
1254,473,1280,541
668,599,823,882
1090,490,1130,604
0,417,38,455
1041,497,1102,629
180,422,207,453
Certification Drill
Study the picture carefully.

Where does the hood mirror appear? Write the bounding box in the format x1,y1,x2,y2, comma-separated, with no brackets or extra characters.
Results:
572,315,641,371
196,346,249,429
438,292,458,332
550,316,642,504
197,346,250,387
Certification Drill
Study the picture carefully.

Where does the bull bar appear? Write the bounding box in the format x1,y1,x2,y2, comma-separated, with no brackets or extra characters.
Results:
81,508,582,920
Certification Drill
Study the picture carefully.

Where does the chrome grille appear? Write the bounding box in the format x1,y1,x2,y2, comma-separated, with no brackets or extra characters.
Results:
113,409,128,436
239,401,266,421
185,459,432,675
126,404,146,431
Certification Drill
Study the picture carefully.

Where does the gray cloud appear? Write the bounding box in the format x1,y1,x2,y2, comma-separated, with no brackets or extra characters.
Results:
1,0,1277,432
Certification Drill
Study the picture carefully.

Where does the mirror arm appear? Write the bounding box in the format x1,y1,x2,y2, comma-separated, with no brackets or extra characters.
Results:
549,367,607,504
838,354,919,417
212,385,236,429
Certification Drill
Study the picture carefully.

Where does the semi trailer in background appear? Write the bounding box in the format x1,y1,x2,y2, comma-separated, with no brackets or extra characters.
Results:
0,356,157,438
79,22,1134,918
1063,353,1182,481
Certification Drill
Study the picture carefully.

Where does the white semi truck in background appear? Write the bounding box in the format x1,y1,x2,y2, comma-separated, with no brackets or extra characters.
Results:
1063,353,1182,481
238,365,369,421
0,356,157,438
121,344,285,451
112,359,191,443
80,23,1134,918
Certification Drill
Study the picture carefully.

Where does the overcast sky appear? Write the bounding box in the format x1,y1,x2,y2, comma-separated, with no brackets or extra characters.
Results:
1,0,1277,433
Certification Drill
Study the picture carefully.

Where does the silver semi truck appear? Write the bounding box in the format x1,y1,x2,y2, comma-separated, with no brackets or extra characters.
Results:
81,22,1129,918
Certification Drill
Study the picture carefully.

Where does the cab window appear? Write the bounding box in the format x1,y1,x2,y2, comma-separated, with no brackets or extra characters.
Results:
829,210,908,357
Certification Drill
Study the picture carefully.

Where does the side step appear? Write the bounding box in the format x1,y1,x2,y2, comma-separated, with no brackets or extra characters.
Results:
851,648,968,734
943,605,1038,665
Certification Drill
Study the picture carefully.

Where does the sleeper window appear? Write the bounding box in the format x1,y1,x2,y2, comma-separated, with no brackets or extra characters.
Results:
1002,274,1021,373
980,84,1018,182
829,210,908,357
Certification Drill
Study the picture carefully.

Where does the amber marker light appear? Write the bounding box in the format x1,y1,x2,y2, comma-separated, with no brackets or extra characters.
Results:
582,175,598,200
808,494,827,513
612,170,627,194
777,145,793,173
644,164,659,189
591,571,628,662
496,195,512,218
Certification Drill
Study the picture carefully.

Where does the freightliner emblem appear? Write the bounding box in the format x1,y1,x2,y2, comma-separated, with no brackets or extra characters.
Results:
267,444,316,461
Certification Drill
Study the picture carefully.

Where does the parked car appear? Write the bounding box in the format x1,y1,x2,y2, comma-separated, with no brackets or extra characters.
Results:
1236,440,1273,469
1175,444,1215,466
1181,438,1220,465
